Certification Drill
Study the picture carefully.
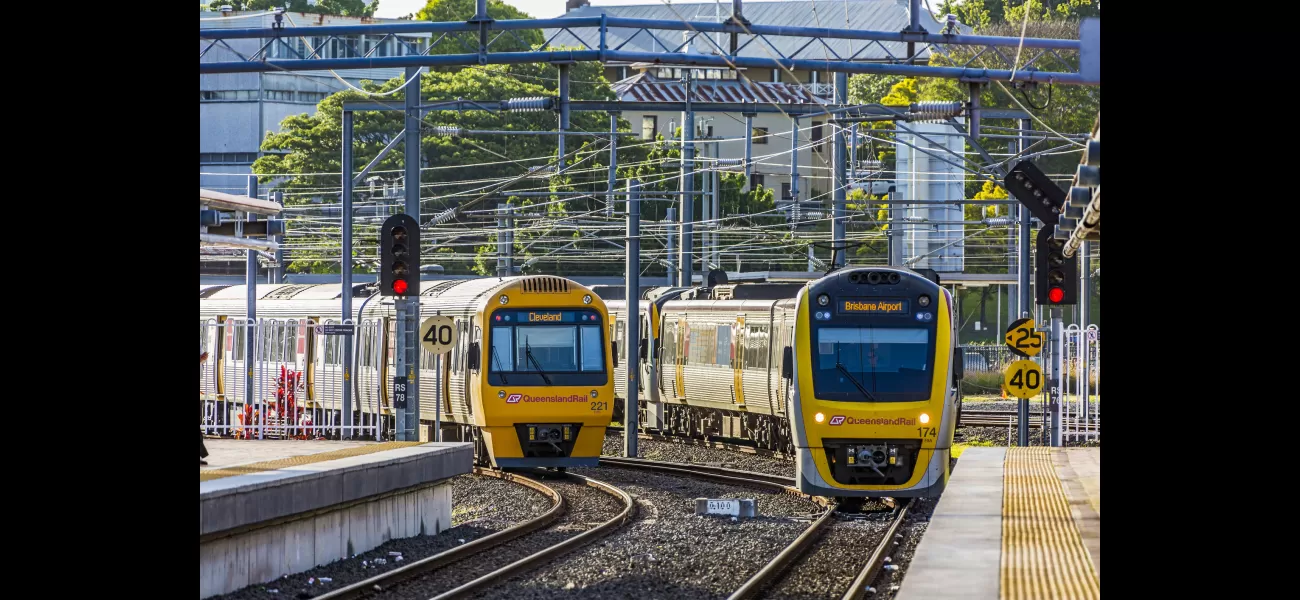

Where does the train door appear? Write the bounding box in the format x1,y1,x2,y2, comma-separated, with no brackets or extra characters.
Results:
732,315,746,407
304,317,319,406
676,315,688,399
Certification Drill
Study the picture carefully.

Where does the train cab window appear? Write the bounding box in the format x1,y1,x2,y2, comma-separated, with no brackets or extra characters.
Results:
485,309,608,386
580,325,602,371
812,327,933,402
716,325,731,367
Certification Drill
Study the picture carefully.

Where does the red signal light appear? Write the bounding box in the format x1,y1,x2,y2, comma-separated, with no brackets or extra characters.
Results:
1048,287,1064,303
392,280,408,295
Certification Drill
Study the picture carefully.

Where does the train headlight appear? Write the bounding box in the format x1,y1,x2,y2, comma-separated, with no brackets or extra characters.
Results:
817,294,830,306
499,295,509,305
583,294,593,304
815,412,825,423
919,413,930,424
590,390,599,398
498,390,506,399
918,294,931,308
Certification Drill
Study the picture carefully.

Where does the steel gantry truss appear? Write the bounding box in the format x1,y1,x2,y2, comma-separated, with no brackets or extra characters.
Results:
199,1,1099,86
201,0,1099,448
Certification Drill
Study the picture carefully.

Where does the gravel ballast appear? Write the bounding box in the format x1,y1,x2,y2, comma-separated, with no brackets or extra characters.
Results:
764,501,894,599
376,475,626,599
209,473,551,600
603,432,795,479
469,465,824,600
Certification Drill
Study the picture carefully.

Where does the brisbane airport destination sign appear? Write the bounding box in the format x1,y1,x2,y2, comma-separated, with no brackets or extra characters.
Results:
837,298,910,315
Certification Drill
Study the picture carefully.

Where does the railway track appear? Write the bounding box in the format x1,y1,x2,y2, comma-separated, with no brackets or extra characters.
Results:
312,467,635,600
599,456,912,600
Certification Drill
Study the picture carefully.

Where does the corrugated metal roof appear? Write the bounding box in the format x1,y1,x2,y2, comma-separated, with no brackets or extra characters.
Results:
612,72,826,104
546,1,969,63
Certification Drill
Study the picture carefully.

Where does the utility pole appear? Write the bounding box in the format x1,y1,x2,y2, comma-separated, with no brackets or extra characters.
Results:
396,66,422,442
679,70,695,287
245,175,259,436
832,71,848,268
624,179,641,457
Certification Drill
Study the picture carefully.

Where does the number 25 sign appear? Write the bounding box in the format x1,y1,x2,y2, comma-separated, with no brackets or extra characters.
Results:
1004,317,1044,358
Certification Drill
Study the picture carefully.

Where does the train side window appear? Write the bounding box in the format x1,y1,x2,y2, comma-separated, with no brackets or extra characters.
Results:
663,323,677,360
716,325,731,367
616,320,625,346
747,325,769,369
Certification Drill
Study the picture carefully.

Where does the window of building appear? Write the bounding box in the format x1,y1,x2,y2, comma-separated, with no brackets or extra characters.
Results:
753,127,768,144
750,174,765,190
781,182,792,200
264,90,295,101
199,153,258,165
771,69,781,82
812,121,825,153
298,91,328,103
642,116,658,140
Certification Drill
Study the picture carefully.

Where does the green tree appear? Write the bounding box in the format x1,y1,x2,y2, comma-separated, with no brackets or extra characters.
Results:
205,0,380,16
416,0,542,60
253,60,625,275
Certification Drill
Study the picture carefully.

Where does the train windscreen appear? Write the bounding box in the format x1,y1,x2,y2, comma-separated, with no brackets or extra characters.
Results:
811,327,934,402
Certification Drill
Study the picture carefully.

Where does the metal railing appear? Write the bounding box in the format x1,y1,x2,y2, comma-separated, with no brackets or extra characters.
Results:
1060,325,1100,441
199,318,388,440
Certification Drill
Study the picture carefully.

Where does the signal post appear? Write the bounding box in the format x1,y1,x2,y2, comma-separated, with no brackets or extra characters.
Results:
1004,317,1045,446
382,213,421,441
1004,162,1079,447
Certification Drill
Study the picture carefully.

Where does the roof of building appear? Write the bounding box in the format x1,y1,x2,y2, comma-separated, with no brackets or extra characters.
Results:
612,72,825,104
199,10,428,36
546,1,969,63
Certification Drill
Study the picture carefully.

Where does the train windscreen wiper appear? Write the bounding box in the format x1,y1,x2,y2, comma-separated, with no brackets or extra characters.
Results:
524,340,552,385
836,345,878,402
491,344,508,385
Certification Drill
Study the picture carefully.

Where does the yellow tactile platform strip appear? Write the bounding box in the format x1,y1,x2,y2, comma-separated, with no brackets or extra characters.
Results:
1001,448,1100,600
199,442,422,482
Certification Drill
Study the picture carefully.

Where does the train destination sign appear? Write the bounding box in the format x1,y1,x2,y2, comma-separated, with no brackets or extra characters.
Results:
837,298,910,315
494,310,600,324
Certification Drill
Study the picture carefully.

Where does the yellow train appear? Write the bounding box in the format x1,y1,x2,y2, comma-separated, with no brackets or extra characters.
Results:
603,267,962,497
198,275,616,469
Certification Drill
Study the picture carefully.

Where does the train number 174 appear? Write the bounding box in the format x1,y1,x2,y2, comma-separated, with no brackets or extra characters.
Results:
917,427,937,438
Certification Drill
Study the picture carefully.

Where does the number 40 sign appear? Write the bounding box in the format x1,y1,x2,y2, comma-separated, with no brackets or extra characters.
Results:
420,316,457,355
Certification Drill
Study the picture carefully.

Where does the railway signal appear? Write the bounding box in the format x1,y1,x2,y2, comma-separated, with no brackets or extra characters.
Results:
380,213,420,297
1004,161,1065,225
1035,225,1078,305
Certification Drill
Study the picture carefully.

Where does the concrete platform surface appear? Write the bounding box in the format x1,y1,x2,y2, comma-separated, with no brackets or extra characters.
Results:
896,447,1100,600
200,439,378,472
200,441,472,537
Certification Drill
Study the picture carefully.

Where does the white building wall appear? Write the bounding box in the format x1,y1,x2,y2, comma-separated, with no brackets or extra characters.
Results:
894,121,966,273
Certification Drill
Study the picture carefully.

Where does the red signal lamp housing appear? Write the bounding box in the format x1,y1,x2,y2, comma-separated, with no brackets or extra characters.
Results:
1048,287,1064,303
392,280,409,295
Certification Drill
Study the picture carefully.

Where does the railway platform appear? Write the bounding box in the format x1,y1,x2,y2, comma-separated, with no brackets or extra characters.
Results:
199,439,473,599
896,447,1100,600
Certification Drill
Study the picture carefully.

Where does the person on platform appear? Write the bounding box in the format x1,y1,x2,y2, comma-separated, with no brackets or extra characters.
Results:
201,349,210,465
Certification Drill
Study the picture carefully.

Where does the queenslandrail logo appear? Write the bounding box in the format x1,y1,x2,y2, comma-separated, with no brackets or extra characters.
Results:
827,415,917,426
504,393,584,404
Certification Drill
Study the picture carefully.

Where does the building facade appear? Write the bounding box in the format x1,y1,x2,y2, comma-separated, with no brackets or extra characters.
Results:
199,10,430,195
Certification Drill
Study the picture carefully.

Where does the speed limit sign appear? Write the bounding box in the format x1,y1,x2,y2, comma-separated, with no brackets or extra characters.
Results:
420,316,457,355
1002,359,1045,400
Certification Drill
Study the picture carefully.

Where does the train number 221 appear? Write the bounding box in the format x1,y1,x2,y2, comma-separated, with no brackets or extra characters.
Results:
591,401,608,411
